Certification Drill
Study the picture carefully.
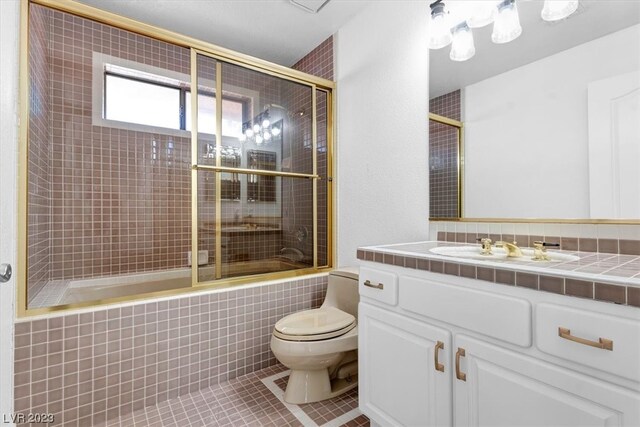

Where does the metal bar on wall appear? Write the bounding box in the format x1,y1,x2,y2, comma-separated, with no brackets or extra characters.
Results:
312,86,318,268
190,49,199,288
215,62,223,280
194,165,317,179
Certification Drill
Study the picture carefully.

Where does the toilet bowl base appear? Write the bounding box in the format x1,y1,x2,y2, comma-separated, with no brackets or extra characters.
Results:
283,369,358,404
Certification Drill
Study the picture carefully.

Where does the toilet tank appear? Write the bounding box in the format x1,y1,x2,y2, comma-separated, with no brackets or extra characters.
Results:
322,267,359,317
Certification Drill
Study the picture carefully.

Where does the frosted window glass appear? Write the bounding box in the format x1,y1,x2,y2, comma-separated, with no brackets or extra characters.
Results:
185,93,243,137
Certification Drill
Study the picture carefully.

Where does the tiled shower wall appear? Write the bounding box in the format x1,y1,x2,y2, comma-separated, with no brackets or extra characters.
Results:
15,275,328,427
27,5,52,302
28,5,334,298
30,5,193,284
289,36,334,266
429,90,461,219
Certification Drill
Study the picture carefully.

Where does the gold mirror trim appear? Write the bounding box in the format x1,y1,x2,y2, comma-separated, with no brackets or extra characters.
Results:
429,217,640,225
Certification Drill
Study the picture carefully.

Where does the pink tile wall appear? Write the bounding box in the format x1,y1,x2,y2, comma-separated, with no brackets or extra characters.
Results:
27,5,52,303
14,275,328,427
429,90,461,218
290,36,334,266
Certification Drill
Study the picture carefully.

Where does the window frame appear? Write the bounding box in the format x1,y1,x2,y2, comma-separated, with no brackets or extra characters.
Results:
92,52,256,137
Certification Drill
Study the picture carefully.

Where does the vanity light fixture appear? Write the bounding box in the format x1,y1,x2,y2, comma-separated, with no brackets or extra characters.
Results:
239,109,281,145
429,0,579,61
450,22,476,62
492,0,522,44
541,0,579,22
429,0,453,49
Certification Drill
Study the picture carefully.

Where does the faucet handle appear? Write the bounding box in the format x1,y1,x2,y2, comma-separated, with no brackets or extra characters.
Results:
477,237,493,255
533,241,560,249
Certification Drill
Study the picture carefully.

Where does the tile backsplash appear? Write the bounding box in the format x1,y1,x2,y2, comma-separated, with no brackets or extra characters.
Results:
14,275,328,427
430,221,640,255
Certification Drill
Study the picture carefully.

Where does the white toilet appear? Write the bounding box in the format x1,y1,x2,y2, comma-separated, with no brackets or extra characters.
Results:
270,267,359,404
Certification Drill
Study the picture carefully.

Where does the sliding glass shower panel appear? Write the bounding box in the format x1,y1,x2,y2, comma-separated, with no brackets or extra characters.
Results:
220,175,314,279
26,4,192,309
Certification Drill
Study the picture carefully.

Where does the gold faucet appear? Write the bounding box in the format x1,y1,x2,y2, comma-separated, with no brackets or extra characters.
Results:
477,238,493,256
495,241,523,258
532,241,560,261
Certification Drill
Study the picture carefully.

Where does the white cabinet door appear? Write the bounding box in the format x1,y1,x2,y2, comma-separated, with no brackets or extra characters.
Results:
359,303,452,427
454,335,640,427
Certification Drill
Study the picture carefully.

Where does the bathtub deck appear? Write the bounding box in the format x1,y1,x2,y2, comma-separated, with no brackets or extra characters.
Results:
98,364,369,427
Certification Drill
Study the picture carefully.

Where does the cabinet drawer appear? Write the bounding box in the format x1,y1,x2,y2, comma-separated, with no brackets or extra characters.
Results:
359,267,398,306
400,276,532,347
536,303,640,382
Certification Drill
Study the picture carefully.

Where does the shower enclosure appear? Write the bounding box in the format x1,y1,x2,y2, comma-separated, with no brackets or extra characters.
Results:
20,1,333,315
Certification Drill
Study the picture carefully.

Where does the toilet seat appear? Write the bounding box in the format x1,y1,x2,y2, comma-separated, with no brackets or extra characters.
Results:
273,307,356,342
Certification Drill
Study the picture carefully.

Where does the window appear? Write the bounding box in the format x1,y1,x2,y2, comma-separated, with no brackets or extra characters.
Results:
103,65,246,136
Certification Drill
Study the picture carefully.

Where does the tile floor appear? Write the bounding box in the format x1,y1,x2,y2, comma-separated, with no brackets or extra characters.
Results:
99,365,369,427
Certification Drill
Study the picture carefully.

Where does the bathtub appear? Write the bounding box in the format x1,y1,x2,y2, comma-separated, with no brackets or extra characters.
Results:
60,258,308,305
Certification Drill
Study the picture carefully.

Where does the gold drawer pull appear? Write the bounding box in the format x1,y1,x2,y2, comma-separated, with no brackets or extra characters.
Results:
434,341,444,372
364,280,384,290
455,347,466,381
558,327,613,351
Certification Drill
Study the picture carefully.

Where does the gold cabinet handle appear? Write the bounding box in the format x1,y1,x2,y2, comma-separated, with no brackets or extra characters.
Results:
434,341,445,372
558,327,613,351
363,280,384,290
455,347,466,381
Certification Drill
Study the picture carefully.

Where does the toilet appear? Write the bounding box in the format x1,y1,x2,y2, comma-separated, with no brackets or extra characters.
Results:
270,267,359,404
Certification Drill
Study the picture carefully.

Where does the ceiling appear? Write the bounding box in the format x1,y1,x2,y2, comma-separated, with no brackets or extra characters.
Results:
76,0,371,67
430,0,640,98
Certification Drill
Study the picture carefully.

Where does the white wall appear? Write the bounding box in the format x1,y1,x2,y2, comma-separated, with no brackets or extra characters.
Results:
335,1,430,266
464,24,640,219
0,0,19,422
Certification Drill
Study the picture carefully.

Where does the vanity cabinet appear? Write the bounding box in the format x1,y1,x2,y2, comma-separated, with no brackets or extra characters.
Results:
358,265,640,427
359,303,452,427
454,335,640,427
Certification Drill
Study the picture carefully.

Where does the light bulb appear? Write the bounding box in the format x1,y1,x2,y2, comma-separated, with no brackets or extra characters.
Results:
541,0,578,22
246,129,254,138
255,135,263,144
450,23,475,62
253,124,260,133
264,131,271,141
262,119,270,128
492,0,522,44
465,1,497,28
272,127,281,136
428,2,452,50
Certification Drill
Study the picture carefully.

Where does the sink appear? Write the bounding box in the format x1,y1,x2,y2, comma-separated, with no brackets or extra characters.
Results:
429,246,580,262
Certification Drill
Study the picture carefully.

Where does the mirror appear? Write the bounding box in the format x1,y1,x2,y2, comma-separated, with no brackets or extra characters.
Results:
429,0,640,221
248,149,277,202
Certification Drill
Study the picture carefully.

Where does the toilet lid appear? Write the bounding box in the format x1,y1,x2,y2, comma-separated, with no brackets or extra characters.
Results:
274,307,356,338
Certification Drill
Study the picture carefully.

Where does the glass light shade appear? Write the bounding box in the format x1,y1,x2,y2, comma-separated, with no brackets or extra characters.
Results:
466,1,497,28
262,119,270,128
245,129,254,138
272,127,281,136
450,24,475,62
541,0,578,21
429,12,452,50
255,135,263,144
492,1,522,44
263,131,271,141
253,124,260,133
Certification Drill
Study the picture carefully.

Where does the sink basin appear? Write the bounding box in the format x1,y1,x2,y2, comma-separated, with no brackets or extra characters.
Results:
429,246,580,263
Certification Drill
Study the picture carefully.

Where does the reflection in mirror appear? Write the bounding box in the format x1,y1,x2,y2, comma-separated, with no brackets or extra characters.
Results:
247,150,277,202
429,0,640,220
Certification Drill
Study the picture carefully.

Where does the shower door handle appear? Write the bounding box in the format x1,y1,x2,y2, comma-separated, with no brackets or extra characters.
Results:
0,264,11,283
